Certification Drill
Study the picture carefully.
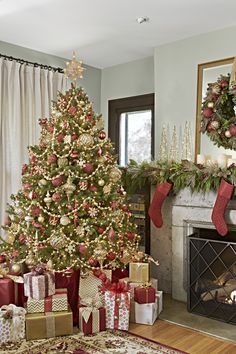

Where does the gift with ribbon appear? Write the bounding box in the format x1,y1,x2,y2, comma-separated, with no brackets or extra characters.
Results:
129,262,150,283
25,288,68,313
120,277,158,299
78,293,106,335
25,308,73,340
0,267,24,307
104,281,130,331
134,284,156,304
24,264,55,300
134,301,158,325
0,304,26,343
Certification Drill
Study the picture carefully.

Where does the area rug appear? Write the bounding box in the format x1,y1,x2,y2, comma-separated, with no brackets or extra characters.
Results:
0,330,187,354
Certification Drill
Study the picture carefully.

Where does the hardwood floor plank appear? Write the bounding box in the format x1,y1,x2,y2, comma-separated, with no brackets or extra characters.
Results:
129,319,236,353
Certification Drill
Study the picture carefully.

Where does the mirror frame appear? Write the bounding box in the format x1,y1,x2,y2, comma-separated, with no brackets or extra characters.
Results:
194,56,234,161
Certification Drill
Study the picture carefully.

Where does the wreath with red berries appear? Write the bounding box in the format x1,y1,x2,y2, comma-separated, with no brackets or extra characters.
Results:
201,73,236,150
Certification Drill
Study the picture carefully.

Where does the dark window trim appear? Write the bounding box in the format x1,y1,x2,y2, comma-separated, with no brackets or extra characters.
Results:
108,93,155,161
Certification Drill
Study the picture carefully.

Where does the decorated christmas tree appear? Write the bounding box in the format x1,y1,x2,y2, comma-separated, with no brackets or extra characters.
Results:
0,58,140,273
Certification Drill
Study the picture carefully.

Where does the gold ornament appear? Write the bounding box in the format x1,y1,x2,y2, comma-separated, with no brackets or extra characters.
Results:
25,253,35,267
6,232,15,245
77,133,94,148
97,156,106,163
44,192,52,208
96,116,105,130
50,232,67,249
11,263,21,274
64,177,76,199
93,244,107,268
103,184,111,194
207,102,214,109
98,179,105,186
64,51,84,82
109,167,122,182
38,179,47,187
58,157,68,167
60,216,70,226
38,216,45,223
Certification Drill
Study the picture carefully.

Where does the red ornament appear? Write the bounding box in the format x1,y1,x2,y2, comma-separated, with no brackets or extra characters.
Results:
71,133,78,141
122,205,129,212
78,243,88,254
22,183,32,191
12,250,19,258
83,163,94,174
47,154,57,164
28,191,37,200
68,106,77,116
99,273,107,281
32,220,42,228
90,184,97,192
47,124,54,133
229,125,236,137
21,164,28,175
108,228,116,242
39,117,48,125
71,150,79,159
52,192,61,202
127,231,135,241
88,257,98,267
97,147,103,156
0,255,6,263
57,133,64,143
97,226,105,234
52,176,64,187
203,107,213,118
31,155,37,164
219,80,228,88
106,251,116,261
111,200,118,209
31,206,41,217
19,234,26,244
99,131,106,140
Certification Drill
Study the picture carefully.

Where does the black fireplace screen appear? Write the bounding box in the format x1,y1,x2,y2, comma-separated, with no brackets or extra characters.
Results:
187,231,236,324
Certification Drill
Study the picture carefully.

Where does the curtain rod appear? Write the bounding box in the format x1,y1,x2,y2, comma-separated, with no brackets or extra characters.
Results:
0,53,64,73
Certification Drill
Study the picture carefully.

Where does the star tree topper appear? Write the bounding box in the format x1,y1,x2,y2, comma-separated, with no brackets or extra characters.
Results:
64,51,84,83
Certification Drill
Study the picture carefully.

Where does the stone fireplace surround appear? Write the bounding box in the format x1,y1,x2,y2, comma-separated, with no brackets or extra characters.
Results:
150,187,236,303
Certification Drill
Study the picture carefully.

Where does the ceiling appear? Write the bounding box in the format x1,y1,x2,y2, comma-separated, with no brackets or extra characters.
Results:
1,0,236,68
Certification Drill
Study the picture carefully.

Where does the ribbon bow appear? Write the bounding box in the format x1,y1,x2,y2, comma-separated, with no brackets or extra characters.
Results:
31,263,47,276
110,281,130,293
140,282,152,288
80,294,103,323
0,304,26,342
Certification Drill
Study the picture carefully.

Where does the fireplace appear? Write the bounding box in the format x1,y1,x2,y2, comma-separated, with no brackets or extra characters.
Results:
187,228,236,324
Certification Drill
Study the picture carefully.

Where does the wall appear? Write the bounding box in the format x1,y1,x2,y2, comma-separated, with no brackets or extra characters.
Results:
0,40,101,112
100,56,154,130
154,25,236,157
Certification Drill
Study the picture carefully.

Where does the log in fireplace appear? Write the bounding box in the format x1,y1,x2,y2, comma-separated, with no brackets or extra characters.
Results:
187,229,236,324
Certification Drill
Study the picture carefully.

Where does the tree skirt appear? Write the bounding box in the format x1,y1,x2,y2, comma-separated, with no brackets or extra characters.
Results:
0,330,187,354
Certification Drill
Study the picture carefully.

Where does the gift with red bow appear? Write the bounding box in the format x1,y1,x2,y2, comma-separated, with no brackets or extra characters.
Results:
23,264,55,300
104,281,130,331
134,283,156,304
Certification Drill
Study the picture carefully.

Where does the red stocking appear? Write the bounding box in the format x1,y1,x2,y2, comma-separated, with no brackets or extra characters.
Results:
211,179,234,236
148,182,172,228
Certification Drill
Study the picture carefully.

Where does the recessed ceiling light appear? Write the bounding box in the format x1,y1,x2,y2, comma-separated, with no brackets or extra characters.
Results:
136,17,149,24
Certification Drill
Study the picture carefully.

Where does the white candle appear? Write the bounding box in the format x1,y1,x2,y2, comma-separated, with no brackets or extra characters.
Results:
197,154,205,165
227,158,236,167
217,154,227,168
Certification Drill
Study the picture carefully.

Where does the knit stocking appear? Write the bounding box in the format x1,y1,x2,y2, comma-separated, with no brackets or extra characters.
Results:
211,179,234,236
148,182,172,228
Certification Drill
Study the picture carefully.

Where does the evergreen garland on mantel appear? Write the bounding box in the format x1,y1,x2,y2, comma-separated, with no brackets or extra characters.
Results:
122,160,236,195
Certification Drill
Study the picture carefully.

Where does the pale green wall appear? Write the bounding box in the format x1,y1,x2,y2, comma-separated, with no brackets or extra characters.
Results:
0,40,101,113
154,25,236,158
100,56,154,130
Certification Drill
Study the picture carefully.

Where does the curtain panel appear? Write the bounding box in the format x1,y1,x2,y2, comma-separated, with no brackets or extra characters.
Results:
0,58,68,227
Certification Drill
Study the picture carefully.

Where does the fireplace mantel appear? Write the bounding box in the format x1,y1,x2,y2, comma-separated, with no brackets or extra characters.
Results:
150,187,236,302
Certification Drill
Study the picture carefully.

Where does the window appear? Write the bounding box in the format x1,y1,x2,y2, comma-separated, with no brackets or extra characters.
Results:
108,94,154,166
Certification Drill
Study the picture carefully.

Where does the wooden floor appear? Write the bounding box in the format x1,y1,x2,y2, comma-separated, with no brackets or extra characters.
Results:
129,319,236,354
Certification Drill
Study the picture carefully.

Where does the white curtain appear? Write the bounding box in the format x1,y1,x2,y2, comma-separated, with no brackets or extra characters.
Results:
0,58,68,227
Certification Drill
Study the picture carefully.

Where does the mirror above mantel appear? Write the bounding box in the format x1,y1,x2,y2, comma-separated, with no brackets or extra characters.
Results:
195,56,236,163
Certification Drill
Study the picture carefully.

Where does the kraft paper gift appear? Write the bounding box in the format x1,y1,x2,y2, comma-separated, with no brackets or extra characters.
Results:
25,309,73,340
129,262,150,283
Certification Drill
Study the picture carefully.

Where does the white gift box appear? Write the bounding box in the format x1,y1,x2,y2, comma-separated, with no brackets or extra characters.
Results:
156,290,163,315
0,304,26,343
121,277,158,299
105,290,130,330
134,301,158,325
79,270,112,303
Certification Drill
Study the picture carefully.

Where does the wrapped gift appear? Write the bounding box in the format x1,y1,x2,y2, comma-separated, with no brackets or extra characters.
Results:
134,285,156,304
112,268,128,283
25,309,73,340
78,295,106,335
104,282,130,330
129,262,149,283
0,304,26,343
156,290,163,315
24,268,55,300
0,267,24,307
121,277,158,299
55,269,80,325
135,301,158,325
79,270,112,302
26,288,68,313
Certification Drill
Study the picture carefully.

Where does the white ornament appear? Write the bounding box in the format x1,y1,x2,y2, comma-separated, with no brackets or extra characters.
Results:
60,216,70,226
64,135,72,144
98,179,105,186
225,130,232,138
38,216,45,223
38,179,47,187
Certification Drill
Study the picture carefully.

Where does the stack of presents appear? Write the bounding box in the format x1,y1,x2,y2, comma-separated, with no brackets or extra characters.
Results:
0,261,163,344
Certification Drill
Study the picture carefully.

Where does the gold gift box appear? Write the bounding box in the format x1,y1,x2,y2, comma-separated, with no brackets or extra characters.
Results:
25,309,73,340
129,262,150,283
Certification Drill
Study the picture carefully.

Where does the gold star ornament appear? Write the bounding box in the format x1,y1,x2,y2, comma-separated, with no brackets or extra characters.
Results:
64,52,84,82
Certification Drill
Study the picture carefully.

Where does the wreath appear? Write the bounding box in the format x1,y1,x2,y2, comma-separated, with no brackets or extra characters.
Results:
201,73,236,150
